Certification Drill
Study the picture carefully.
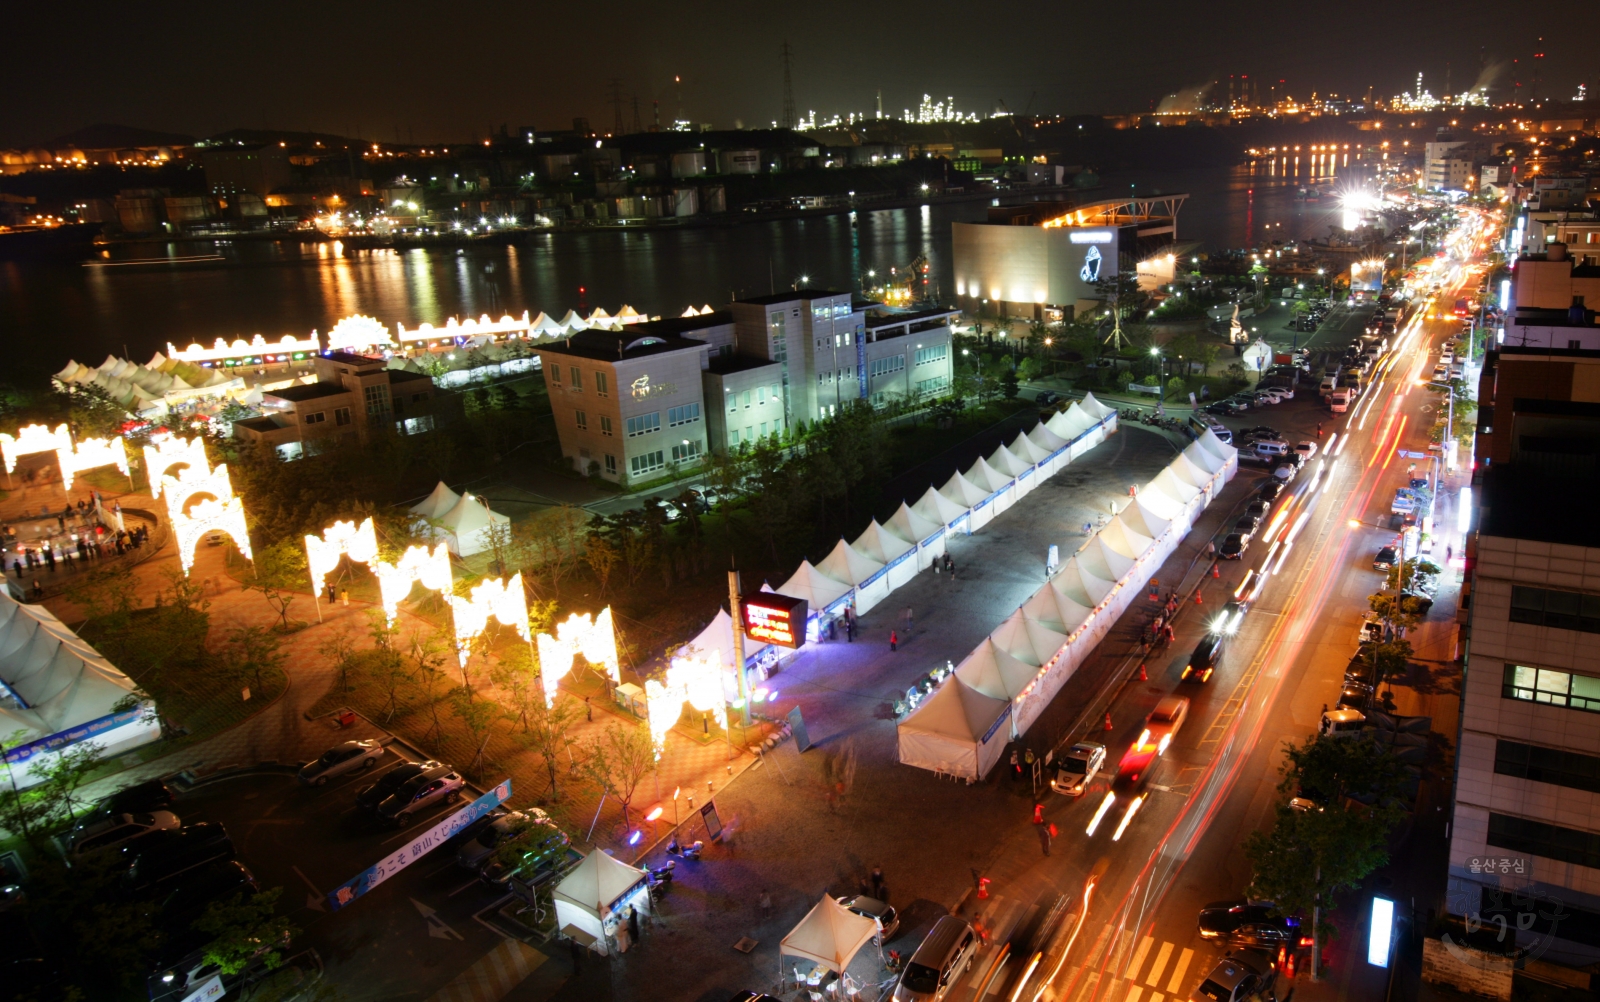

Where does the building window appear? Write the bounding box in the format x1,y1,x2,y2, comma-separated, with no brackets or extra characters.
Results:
1502,663,1600,713
1488,811,1600,870
550,365,562,385
625,412,661,437
771,383,780,400
630,450,665,476
595,372,609,397
400,415,435,435
1509,586,1600,632
726,391,737,414
916,375,951,395
869,354,906,378
915,344,949,366
575,410,588,431
757,386,766,404
742,390,751,409
600,415,613,437
335,407,351,426
363,384,390,416
668,403,701,427
729,428,739,446
304,411,326,424
759,422,768,437
671,441,702,463
1495,739,1600,795
604,454,617,475
569,366,582,390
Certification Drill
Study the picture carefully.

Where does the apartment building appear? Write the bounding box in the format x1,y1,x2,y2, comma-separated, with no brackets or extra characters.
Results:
531,291,957,482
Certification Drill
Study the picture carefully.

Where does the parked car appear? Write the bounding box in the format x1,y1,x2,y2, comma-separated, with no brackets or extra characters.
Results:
377,765,464,826
1198,900,1303,949
1050,741,1106,797
1191,952,1277,1002
69,811,181,858
1035,389,1061,407
1245,499,1270,521
456,809,551,871
1242,426,1281,440
1115,696,1190,788
838,894,900,944
98,779,175,816
1234,514,1263,534
148,860,258,935
1294,441,1319,461
1373,546,1398,571
1220,533,1250,560
479,815,574,886
1272,464,1297,484
1256,482,1284,502
356,759,442,812
298,739,384,786
119,823,235,892
1357,614,1385,645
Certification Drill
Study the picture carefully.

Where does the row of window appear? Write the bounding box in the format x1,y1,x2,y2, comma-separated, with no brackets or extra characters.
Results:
668,403,701,427
728,385,781,413
625,413,661,437
815,330,858,349
817,366,857,386
869,354,906,378
549,365,611,397
916,375,951,396
1495,739,1600,795
1502,663,1600,713
914,344,949,366
1510,585,1600,634
304,407,353,426
630,450,664,476
729,422,777,446
1488,811,1600,871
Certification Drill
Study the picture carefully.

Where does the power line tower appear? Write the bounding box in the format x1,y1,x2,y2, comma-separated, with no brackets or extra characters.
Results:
631,94,642,134
608,77,625,136
780,41,797,130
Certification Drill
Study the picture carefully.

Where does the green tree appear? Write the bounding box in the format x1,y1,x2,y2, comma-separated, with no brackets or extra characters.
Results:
584,533,620,597
248,537,306,632
317,623,360,695
582,722,657,829
1000,367,1020,401
0,736,103,849
225,625,288,696
1198,344,1220,375
520,694,584,801
194,887,298,976
451,686,503,776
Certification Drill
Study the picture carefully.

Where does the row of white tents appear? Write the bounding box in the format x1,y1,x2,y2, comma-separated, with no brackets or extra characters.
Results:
410,482,512,558
0,589,161,788
776,393,1120,637
54,353,255,418
896,428,1239,781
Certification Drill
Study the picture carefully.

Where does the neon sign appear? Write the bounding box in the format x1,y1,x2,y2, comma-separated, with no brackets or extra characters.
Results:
742,594,808,649
1079,245,1103,283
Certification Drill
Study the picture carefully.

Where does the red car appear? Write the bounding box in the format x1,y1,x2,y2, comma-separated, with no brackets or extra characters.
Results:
1115,696,1190,788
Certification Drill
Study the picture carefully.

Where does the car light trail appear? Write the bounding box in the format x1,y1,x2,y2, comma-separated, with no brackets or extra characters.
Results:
1286,510,1312,544
1086,790,1117,836
1233,570,1256,599
1035,879,1097,1002
1111,794,1146,842
1323,432,1338,455
1009,953,1041,1002
1272,541,1293,573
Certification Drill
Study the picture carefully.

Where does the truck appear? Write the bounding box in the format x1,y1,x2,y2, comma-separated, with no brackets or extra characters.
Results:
1329,388,1353,412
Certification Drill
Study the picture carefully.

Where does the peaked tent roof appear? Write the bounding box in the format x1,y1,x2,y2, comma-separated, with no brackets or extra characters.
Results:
1079,391,1117,420
780,894,881,972
911,486,968,528
1008,430,1052,465
939,470,989,508
965,455,1012,493
412,481,463,520
776,560,854,609
558,310,590,331
1027,422,1069,454
816,538,886,586
681,607,768,666
552,850,647,916
986,444,1031,478
889,500,945,544
897,674,1009,744
1022,579,1093,636
531,312,567,335
438,492,509,533
1047,404,1097,441
957,637,1039,701
852,519,915,565
0,591,142,740
991,610,1070,667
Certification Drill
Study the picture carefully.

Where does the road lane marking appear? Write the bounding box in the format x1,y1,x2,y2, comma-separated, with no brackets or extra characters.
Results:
1123,986,1143,1002
427,938,544,1002
1125,935,1153,980
1144,941,1174,985
1165,948,1193,994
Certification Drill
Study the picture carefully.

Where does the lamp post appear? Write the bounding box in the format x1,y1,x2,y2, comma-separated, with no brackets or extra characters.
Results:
1149,346,1164,410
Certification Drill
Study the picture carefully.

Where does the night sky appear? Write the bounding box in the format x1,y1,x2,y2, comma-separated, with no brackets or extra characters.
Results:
7,0,1599,146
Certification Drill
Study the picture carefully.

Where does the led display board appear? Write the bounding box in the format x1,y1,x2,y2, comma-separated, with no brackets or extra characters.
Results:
742,594,808,649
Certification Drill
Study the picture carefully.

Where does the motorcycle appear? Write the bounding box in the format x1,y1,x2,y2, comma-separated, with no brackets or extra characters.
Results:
647,860,675,900
667,837,704,860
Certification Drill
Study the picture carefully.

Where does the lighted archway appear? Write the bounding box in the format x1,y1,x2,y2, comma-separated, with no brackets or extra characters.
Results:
450,573,531,666
373,543,454,623
304,517,380,589
535,609,621,705
643,652,728,756
0,424,71,475
144,435,210,499
173,496,253,572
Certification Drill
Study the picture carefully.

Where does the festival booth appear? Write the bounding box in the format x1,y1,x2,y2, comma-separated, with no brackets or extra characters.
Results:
411,481,463,521
680,606,777,693
0,591,160,788
431,492,511,557
851,520,918,591
552,850,652,956
780,894,882,983
887,502,947,571
815,539,887,614
896,429,1237,777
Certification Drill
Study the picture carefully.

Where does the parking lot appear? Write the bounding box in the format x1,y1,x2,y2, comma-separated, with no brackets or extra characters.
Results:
168,748,563,1002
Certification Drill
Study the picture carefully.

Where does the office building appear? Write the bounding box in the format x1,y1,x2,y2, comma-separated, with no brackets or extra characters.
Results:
530,292,957,483
951,196,1185,321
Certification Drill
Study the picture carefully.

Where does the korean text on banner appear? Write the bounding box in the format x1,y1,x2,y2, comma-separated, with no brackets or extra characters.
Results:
328,779,511,911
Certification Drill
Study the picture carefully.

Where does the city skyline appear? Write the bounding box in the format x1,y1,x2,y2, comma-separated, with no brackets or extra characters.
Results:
7,0,1597,146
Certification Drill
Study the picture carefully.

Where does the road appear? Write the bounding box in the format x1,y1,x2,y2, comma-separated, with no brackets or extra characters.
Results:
969,215,1491,1002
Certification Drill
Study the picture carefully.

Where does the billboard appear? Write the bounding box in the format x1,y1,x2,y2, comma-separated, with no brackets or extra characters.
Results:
742,594,808,649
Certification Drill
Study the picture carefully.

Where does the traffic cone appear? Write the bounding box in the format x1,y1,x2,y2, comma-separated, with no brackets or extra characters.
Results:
977,877,991,900
1212,563,1220,579
1137,663,1147,681
1278,945,1286,969
1032,804,1044,825
1286,952,1297,979
1104,712,1114,731
1195,589,1203,604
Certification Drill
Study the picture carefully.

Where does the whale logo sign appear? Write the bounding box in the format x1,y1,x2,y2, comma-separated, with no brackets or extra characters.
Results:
1080,245,1103,283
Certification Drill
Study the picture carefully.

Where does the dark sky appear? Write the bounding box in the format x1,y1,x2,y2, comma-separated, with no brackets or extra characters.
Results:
7,0,1599,146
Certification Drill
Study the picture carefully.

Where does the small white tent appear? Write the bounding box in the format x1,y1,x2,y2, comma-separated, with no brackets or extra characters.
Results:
436,491,511,557
895,674,1011,780
780,895,880,976
558,310,589,331
411,481,463,521
776,560,853,613
552,851,651,956
851,520,917,589
530,312,567,336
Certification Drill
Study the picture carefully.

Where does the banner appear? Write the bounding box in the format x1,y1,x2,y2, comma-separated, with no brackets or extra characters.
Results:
328,779,511,911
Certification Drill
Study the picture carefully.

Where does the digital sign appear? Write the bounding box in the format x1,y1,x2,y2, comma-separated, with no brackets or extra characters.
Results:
742,594,808,649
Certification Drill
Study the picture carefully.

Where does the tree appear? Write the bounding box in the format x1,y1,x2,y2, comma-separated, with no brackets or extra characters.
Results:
1000,367,1020,401
584,534,620,596
0,735,103,849
520,695,584,801
1355,636,1414,692
225,625,288,695
1198,344,1220,375
582,722,657,829
409,629,455,744
194,887,298,976
248,537,306,632
451,686,503,776
316,623,360,695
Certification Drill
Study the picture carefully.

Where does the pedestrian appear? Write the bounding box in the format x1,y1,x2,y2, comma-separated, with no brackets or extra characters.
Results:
1083,521,1093,535
44,549,55,573
828,618,837,641
1024,748,1036,775
1446,545,1454,563
890,630,897,652
568,937,584,973
1009,749,1020,780
56,514,64,532
1038,824,1053,856
1164,624,1175,644
934,558,941,576
1317,422,1324,438
760,889,773,921
847,618,855,642
10,559,19,579
31,578,42,600
871,865,884,896
627,906,640,944
585,696,593,722
906,607,915,632
326,582,335,603
340,587,349,606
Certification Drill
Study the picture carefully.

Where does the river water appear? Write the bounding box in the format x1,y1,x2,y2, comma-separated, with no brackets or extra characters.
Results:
0,156,1372,384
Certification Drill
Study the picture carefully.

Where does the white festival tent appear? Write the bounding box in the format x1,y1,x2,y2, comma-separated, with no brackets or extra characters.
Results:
780,894,881,976
410,481,463,521
0,590,160,788
552,850,652,956
558,310,590,331
433,491,512,557
765,395,1120,642
680,607,773,685
530,312,568,336
897,428,1238,780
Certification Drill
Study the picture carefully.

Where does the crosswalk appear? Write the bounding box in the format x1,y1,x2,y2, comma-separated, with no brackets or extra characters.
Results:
427,938,545,1002
1065,928,1201,1002
952,893,1035,999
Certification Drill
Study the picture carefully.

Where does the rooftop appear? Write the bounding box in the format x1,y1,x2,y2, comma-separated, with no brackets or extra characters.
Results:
734,288,850,306
866,307,961,329
707,353,782,376
323,350,388,368
268,382,350,403
533,328,709,363
628,311,734,338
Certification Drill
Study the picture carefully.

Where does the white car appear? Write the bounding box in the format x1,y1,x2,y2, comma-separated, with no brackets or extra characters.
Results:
1258,389,1285,405
68,811,181,857
1270,385,1295,400
1294,441,1319,461
299,739,385,786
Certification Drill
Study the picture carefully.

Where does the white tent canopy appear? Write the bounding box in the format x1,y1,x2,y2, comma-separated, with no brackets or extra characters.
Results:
411,481,463,521
552,850,651,955
435,491,511,557
681,607,770,673
777,560,854,611
0,591,160,787
558,310,589,331
895,674,1010,780
780,895,880,974
851,519,915,566
816,538,885,587
530,312,567,335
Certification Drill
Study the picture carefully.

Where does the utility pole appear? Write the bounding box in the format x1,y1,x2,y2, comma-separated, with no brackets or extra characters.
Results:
780,41,797,130
728,570,751,725
608,77,625,137
631,94,642,135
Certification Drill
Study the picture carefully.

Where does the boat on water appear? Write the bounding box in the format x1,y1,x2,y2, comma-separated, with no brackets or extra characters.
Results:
82,253,227,269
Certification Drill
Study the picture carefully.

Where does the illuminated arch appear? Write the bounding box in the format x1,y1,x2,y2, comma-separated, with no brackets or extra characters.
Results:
59,436,130,491
304,518,380,589
644,652,728,756
144,435,210,498
0,424,72,475
173,496,253,572
160,462,236,524
373,543,454,623
450,573,531,666
326,315,395,354
535,608,620,705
